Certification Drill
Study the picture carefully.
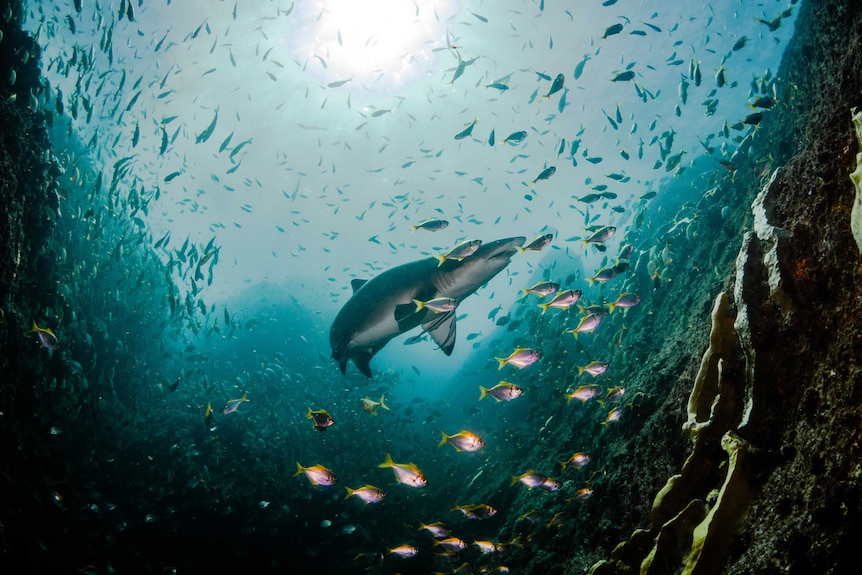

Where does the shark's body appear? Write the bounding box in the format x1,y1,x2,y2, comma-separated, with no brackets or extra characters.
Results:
330,236,526,377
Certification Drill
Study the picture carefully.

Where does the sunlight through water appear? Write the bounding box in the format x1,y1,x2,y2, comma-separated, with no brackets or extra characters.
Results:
304,0,455,86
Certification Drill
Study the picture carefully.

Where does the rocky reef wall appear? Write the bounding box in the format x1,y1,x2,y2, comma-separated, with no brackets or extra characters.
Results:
581,1,862,574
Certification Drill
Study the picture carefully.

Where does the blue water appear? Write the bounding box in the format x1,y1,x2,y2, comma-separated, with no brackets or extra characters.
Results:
18,0,798,572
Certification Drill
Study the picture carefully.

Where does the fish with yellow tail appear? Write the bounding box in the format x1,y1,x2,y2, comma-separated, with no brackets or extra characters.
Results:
378,453,427,488
580,225,616,247
577,361,609,377
569,486,594,501
559,452,591,472
511,470,547,489
516,233,554,253
344,484,386,504
435,239,482,266
222,392,249,414
294,462,337,486
361,394,390,415
598,386,626,405
537,289,582,314
567,314,602,339
452,503,497,519
520,281,559,298
602,408,623,425
439,430,485,452
588,267,620,286
566,384,603,403
418,522,450,538
388,544,418,558
412,297,458,314
496,347,541,370
434,537,467,552
605,292,641,313
30,321,58,350
479,382,522,402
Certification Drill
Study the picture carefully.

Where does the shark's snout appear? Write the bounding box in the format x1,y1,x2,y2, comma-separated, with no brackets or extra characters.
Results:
484,236,526,259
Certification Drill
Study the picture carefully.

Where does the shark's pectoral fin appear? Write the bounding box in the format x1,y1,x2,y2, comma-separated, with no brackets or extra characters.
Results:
394,302,418,323
351,350,374,378
423,311,457,356
395,305,430,333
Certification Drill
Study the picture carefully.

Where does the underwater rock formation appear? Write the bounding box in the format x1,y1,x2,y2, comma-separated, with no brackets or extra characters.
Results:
588,2,862,574
851,108,862,253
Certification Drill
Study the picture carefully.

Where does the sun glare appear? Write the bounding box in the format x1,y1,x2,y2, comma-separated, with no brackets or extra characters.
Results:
307,0,452,85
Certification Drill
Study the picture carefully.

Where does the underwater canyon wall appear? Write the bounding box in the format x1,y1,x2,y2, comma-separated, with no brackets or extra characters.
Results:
569,1,862,574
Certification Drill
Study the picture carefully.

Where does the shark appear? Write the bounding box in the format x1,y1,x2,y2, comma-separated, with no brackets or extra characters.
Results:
330,236,526,377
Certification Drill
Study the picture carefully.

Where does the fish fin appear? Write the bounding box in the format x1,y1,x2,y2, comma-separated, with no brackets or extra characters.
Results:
293,462,304,477
378,453,394,469
496,357,507,370
344,487,354,499
30,320,39,333
305,407,313,419
605,302,617,313
434,255,446,267
352,351,373,378
350,279,368,293
394,303,418,323
538,303,549,314
379,394,390,411
478,386,488,401
423,311,456,356
438,432,449,447
335,352,348,375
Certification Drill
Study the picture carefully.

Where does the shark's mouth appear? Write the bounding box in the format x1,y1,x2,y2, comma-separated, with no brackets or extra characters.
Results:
488,248,517,261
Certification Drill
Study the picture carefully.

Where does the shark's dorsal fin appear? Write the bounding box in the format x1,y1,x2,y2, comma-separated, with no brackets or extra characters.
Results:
423,311,456,356
350,279,369,294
